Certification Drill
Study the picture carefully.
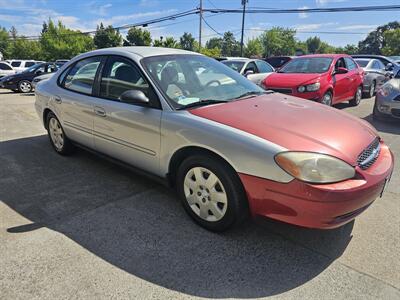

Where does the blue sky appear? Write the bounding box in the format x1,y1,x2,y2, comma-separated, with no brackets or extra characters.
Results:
0,0,399,46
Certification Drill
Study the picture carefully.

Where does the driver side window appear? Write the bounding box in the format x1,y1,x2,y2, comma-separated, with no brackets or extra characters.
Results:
100,56,158,107
335,58,346,70
245,62,258,73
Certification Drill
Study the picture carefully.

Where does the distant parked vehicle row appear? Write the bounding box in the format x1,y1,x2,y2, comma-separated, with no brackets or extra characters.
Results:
264,56,293,70
0,62,59,93
6,60,44,73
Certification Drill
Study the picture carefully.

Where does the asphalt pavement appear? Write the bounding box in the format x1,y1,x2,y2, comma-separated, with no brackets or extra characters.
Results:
0,90,399,299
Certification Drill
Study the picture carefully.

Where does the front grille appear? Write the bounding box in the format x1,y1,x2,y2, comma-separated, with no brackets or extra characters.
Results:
269,88,292,95
357,138,381,170
394,95,400,101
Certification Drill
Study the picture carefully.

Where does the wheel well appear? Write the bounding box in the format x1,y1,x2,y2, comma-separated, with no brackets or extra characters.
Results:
43,108,52,130
167,146,237,187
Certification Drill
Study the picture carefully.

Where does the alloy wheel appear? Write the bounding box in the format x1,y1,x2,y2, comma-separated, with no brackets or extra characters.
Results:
356,87,362,104
49,117,64,151
369,82,375,98
19,81,32,93
183,167,228,222
321,92,332,106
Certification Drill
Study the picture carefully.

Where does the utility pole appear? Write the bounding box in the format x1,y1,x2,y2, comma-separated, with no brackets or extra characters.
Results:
240,0,248,56
199,0,203,50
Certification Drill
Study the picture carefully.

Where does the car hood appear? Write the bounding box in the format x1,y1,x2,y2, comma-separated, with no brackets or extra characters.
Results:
189,93,378,165
264,73,324,87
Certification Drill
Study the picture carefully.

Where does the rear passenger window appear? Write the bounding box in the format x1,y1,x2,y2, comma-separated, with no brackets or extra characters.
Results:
62,57,102,95
100,56,157,106
11,61,21,67
0,63,12,70
255,60,274,73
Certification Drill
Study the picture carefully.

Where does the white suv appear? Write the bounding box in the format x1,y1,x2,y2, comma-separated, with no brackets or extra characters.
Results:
8,60,43,73
0,61,16,78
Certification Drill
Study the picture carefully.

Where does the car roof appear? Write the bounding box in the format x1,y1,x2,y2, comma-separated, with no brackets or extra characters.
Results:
222,59,252,62
294,54,347,59
83,46,201,58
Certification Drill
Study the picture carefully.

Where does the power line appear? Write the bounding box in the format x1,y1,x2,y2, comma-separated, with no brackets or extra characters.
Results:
201,15,223,36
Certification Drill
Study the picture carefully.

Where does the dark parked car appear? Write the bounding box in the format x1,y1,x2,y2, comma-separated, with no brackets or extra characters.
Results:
264,56,293,70
0,62,58,93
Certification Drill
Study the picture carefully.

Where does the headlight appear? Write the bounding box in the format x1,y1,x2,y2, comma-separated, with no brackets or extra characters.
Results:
298,82,320,93
378,83,394,97
275,152,355,183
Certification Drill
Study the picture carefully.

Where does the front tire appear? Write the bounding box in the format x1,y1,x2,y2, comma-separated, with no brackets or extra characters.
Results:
367,81,376,98
18,80,32,93
349,86,362,106
321,91,332,106
46,112,74,155
176,155,248,232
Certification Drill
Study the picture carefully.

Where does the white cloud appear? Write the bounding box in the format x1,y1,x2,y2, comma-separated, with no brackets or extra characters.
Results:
94,9,177,27
316,0,348,5
139,0,159,7
337,24,377,31
298,6,309,19
295,22,337,31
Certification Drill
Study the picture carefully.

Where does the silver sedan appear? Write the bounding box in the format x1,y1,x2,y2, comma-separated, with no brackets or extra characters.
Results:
354,58,388,98
35,47,393,232
373,70,400,121
221,58,274,86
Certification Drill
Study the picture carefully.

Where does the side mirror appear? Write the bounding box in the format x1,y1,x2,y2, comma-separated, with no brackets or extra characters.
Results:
244,70,254,77
334,67,348,75
119,90,149,105
385,63,394,71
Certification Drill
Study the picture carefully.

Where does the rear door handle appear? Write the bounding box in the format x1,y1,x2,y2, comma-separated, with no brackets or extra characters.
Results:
54,96,62,104
94,106,106,117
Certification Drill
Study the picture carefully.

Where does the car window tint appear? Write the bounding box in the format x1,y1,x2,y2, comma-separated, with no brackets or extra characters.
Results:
0,63,12,70
100,57,157,104
245,62,258,73
63,56,102,95
25,62,36,67
344,58,356,70
372,60,380,70
11,61,21,67
255,60,273,73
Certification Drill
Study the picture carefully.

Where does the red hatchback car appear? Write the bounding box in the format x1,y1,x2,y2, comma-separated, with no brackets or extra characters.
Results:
263,54,364,106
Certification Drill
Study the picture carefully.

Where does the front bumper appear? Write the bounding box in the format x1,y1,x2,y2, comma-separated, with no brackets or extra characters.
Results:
239,142,394,229
269,87,323,102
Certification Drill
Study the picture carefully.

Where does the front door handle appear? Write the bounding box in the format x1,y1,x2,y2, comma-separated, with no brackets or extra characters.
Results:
54,96,62,104
94,106,106,117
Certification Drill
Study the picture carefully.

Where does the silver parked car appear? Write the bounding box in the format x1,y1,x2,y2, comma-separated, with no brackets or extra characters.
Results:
221,58,274,86
354,58,389,98
35,47,394,232
373,70,400,121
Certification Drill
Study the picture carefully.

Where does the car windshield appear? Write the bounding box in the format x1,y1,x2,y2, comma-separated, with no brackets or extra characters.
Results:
142,54,264,109
23,63,42,73
221,60,245,72
279,57,333,74
354,59,370,68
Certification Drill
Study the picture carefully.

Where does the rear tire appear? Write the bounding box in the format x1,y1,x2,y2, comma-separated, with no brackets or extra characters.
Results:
176,154,248,232
46,112,74,155
349,86,362,106
368,81,376,98
18,80,32,93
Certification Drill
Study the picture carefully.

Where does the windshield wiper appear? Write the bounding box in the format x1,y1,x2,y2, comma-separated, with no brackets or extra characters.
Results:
177,99,229,110
232,91,266,100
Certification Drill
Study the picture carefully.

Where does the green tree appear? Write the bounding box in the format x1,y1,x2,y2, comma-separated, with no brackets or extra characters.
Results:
206,37,223,49
261,27,296,57
179,32,196,51
40,20,94,60
6,38,42,60
0,26,8,55
162,37,179,48
126,27,152,46
382,29,400,56
93,23,122,49
221,31,240,56
306,36,321,54
152,37,164,47
358,21,400,54
200,47,221,58
244,37,263,57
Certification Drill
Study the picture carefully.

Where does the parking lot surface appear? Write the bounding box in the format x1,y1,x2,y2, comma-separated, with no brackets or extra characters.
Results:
1,90,399,299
